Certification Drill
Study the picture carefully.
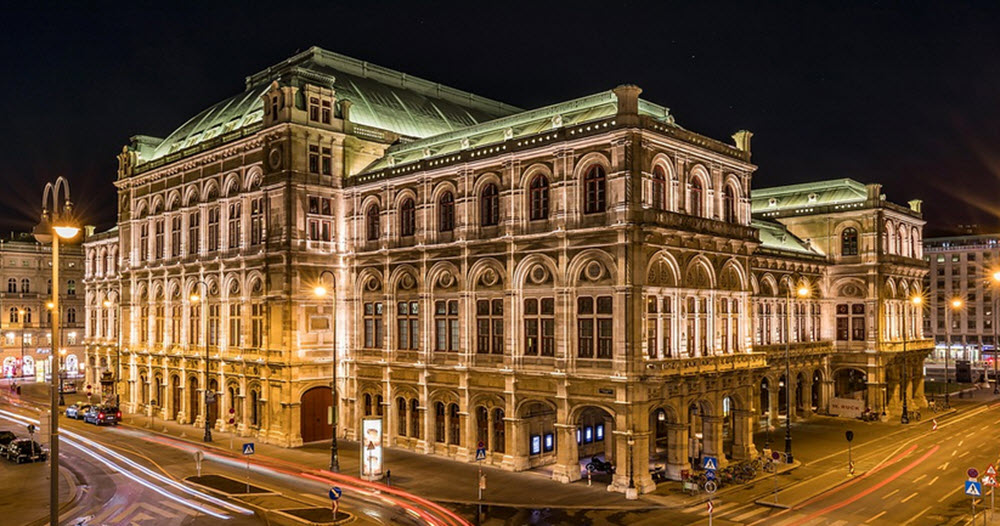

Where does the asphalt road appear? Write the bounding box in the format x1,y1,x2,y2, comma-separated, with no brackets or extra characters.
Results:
1,381,464,526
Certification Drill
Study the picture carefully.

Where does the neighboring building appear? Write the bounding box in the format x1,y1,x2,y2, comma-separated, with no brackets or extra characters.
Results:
83,47,930,495
81,227,120,401
922,233,1000,363
0,232,85,383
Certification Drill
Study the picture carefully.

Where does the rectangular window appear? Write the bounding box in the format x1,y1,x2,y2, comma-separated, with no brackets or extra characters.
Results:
476,299,504,354
228,202,241,249
309,97,319,121
155,305,165,343
154,220,164,259
251,302,264,348
189,305,200,345
321,147,332,175
363,302,384,349
250,197,264,246
170,216,181,257
646,297,658,359
435,300,459,351
524,297,555,356
207,207,220,251
140,306,149,342
321,100,331,124
229,303,241,349
139,223,149,259
188,211,200,255
397,301,419,350
851,304,866,341
208,304,220,347
308,145,319,174
578,296,613,359
171,305,181,344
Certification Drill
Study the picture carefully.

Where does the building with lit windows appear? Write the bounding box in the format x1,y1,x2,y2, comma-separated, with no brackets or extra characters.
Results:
0,232,85,382
83,47,931,495
922,233,1000,366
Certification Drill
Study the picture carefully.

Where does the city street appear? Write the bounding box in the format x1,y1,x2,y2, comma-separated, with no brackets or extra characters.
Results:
0,380,467,526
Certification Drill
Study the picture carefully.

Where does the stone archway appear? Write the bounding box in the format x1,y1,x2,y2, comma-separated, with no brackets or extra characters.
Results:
834,368,868,402
759,377,771,428
795,372,807,412
300,386,332,443
170,375,181,421
188,376,200,424
811,369,824,412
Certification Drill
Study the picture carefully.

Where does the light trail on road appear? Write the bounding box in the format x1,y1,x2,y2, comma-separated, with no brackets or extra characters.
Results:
0,407,252,520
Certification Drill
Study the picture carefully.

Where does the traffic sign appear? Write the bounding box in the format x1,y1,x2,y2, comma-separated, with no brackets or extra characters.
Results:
987,464,998,477
705,469,716,481
845,430,854,442
242,443,255,455
228,418,235,425
707,500,714,513
983,475,997,487
475,447,487,461
702,456,719,471
704,480,717,493
229,408,235,414
966,480,983,497
772,451,783,463
969,468,980,479
328,486,342,500
27,424,35,434
193,450,204,463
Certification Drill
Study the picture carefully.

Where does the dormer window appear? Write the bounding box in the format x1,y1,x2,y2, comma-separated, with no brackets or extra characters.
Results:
807,193,818,203
321,100,331,124
768,198,777,207
309,97,320,121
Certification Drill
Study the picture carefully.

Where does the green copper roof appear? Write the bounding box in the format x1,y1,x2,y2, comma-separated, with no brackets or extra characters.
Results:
751,178,868,213
138,47,522,165
359,90,676,175
753,219,823,256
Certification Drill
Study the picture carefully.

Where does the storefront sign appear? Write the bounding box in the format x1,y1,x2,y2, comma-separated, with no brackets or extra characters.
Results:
361,417,383,478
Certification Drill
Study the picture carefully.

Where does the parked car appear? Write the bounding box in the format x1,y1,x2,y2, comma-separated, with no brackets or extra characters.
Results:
83,405,120,426
61,381,77,394
5,438,47,463
65,403,91,420
0,431,16,456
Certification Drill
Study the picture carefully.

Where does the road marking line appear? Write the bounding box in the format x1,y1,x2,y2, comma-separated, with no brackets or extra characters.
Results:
901,505,932,525
940,462,950,470
914,474,927,483
866,511,888,524
883,488,900,500
959,440,965,447
733,506,768,522
938,485,961,502
928,475,939,486
967,431,977,438
982,425,990,431
901,491,919,503
959,451,970,458
952,449,958,456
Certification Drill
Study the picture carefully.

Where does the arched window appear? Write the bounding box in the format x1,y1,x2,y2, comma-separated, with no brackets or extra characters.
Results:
9,308,18,323
529,175,549,221
364,393,373,416
24,308,31,323
435,401,446,443
651,166,667,210
481,183,499,227
20,278,29,293
438,192,455,232
492,407,505,453
366,204,380,241
448,403,461,445
723,184,736,223
399,198,416,237
883,223,893,254
841,227,859,256
249,389,260,427
67,280,76,296
7,278,15,293
397,397,407,436
409,398,420,439
583,165,606,214
690,177,704,217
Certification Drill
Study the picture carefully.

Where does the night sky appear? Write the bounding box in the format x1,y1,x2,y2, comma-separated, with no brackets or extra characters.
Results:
2,2,999,237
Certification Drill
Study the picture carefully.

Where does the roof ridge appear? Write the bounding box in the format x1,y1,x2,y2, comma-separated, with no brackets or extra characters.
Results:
752,177,866,196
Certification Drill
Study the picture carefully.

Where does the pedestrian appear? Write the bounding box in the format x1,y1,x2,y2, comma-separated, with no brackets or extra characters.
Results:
385,469,391,487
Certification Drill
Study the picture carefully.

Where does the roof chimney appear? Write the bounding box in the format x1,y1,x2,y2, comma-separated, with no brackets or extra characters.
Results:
732,130,753,154
612,85,642,125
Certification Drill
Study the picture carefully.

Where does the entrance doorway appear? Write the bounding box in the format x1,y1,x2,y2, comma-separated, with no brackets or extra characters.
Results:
301,386,332,442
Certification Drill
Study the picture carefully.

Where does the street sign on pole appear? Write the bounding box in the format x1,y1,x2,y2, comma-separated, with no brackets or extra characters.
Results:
702,456,718,471
969,468,980,480
329,486,342,521
967,480,983,497
242,443,255,455
987,464,997,477
194,450,204,477
707,500,714,526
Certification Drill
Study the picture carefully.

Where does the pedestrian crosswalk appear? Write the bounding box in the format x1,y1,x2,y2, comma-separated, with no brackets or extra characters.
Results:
85,497,197,525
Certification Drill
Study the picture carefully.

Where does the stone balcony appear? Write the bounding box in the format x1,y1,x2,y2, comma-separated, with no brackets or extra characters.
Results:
753,340,834,358
643,352,768,378
878,338,935,353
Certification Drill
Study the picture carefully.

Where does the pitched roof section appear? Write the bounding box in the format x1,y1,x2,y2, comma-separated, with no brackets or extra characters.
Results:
753,219,824,257
751,178,868,214
358,90,676,175
138,46,522,165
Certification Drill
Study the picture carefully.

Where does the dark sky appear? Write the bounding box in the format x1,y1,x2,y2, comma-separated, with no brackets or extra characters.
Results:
3,2,999,236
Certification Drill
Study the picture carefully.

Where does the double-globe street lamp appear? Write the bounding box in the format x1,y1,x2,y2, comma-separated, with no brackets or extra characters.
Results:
313,270,340,472
32,176,80,526
189,280,213,442
784,280,810,464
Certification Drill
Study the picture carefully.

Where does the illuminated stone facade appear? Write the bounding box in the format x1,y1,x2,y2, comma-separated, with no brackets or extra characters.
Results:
83,47,929,495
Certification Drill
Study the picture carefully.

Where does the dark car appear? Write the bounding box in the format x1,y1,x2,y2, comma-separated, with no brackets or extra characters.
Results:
65,403,91,420
0,431,15,456
5,438,47,463
83,406,120,426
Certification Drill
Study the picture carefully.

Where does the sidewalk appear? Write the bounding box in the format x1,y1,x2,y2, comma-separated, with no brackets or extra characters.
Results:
116,407,653,510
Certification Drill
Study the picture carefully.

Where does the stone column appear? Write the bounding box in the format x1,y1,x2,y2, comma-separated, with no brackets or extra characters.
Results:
800,378,813,419
508,417,529,471
701,415,727,468
665,423,690,480
551,423,581,483
731,409,756,461
767,384,779,429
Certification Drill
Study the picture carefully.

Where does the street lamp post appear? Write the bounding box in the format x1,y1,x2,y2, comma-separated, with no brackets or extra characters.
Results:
991,271,1000,395
18,309,25,379
190,280,213,442
945,298,962,409
784,281,810,464
314,270,339,472
902,296,922,424
33,176,80,526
